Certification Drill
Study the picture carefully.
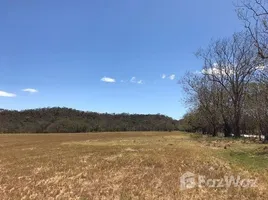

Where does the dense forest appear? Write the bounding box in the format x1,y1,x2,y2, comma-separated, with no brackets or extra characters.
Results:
179,0,268,142
0,107,179,133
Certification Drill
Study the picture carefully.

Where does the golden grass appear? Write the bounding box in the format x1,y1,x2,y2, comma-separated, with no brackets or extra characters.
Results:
0,132,267,200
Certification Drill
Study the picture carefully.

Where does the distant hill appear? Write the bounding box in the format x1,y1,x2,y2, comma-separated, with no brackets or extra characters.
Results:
0,107,179,133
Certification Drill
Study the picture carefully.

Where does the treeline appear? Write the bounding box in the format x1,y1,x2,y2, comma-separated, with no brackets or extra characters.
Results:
0,107,179,133
179,0,268,142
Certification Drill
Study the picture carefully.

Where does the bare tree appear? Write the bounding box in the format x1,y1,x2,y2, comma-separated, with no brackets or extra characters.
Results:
236,0,268,59
243,81,268,141
181,72,224,136
236,0,268,141
197,32,260,137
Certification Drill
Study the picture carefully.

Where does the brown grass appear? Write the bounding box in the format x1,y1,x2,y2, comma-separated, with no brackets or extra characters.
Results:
0,132,267,200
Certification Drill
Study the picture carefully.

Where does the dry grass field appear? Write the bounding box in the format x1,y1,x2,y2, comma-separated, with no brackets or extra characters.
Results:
0,132,268,200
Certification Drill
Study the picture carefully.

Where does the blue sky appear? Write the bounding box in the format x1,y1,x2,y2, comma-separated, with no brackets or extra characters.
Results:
1,0,243,119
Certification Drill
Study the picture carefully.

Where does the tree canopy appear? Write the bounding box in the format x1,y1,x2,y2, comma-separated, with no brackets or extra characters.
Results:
0,107,179,133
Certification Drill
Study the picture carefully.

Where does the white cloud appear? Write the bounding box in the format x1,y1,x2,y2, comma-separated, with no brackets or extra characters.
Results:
202,63,267,76
101,77,116,83
193,70,202,74
202,68,235,76
130,77,143,84
162,74,166,79
202,63,235,76
0,91,16,97
130,77,136,83
202,68,221,75
22,88,38,93
256,65,266,71
169,74,176,80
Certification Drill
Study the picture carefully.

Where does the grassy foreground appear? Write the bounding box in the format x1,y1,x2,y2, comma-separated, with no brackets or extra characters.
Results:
0,132,267,200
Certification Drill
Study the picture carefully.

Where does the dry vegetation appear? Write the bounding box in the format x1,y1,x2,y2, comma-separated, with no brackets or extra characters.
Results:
0,132,268,200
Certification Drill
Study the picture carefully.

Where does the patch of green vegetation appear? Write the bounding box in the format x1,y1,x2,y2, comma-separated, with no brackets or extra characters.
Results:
189,133,204,139
218,146,268,171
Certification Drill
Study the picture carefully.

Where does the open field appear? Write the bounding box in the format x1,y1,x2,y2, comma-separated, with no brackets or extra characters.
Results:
0,132,268,200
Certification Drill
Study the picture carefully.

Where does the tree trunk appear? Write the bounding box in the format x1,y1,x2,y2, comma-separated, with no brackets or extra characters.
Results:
223,123,232,137
212,126,217,137
233,104,241,137
264,126,268,143
233,123,240,137
202,128,206,135
263,134,268,143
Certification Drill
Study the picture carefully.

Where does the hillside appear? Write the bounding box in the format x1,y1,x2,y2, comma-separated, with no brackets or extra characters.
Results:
0,107,179,133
